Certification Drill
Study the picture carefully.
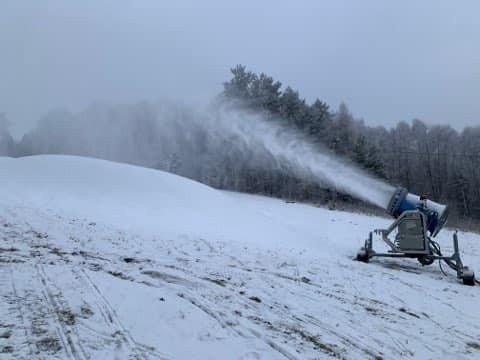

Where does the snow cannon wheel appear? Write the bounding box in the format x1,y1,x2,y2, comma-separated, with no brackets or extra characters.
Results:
417,255,434,266
462,268,475,286
356,248,370,263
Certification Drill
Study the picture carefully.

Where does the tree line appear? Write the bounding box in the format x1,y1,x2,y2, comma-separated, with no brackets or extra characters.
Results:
220,65,480,226
1,65,479,228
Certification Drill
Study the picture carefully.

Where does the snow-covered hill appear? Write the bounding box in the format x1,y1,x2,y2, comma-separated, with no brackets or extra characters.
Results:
1,155,479,359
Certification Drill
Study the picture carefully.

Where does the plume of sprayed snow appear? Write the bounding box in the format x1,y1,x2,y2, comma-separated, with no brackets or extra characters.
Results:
20,100,395,209
201,105,395,209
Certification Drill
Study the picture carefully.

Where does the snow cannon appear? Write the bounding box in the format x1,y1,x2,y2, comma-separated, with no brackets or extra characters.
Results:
356,187,475,285
386,187,448,237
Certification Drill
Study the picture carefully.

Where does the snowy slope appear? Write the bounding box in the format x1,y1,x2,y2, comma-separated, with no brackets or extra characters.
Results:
0,155,479,359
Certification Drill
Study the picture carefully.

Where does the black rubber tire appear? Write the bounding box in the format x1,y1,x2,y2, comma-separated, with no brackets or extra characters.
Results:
463,275,475,286
417,256,434,266
356,249,369,263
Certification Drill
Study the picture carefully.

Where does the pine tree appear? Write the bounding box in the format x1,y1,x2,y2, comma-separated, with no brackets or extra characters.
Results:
250,73,282,114
308,99,330,139
222,65,257,103
353,136,368,166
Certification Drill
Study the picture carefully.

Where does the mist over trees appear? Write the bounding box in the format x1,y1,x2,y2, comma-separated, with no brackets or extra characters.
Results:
1,65,480,227
0,113,15,156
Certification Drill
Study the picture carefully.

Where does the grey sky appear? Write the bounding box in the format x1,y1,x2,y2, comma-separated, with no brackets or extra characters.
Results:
1,0,479,138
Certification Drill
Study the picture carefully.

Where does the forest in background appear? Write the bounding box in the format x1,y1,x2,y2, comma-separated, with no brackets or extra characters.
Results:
220,66,480,228
1,65,479,229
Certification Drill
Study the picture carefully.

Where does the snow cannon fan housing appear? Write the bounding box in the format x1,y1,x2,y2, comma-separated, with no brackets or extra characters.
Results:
386,187,448,237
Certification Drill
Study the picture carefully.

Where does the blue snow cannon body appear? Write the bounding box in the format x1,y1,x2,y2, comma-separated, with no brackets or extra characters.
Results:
386,187,448,237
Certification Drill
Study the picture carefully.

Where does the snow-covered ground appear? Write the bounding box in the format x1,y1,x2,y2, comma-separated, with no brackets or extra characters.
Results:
0,155,479,359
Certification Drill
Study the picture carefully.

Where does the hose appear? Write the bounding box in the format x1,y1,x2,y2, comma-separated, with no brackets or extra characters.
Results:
429,239,479,284
438,258,448,277
428,239,461,274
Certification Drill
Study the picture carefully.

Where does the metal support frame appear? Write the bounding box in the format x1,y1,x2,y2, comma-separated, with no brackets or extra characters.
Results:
357,210,475,285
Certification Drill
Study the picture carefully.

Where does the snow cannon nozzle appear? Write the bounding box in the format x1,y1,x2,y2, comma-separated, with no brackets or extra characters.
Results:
386,187,448,237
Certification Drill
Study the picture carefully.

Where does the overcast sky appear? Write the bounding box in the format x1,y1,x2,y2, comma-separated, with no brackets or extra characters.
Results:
1,0,479,138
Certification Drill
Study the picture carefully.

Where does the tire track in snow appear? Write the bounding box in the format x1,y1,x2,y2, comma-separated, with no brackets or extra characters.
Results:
177,291,300,360
136,249,348,359
133,257,300,360
1,211,166,359
5,225,80,359
36,264,87,360
78,268,168,360
177,260,353,358
195,261,386,359
0,265,36,359
1,220,65,359
2,220,154,359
